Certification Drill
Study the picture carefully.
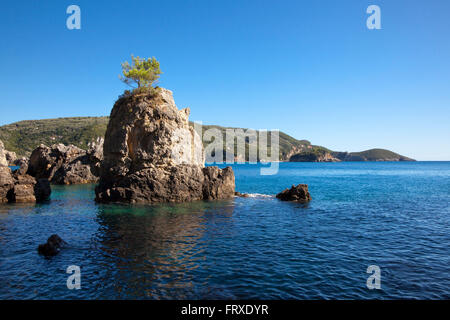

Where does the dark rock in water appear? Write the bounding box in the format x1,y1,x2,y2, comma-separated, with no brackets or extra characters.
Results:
27,140,103,185
276,184,311,202
0,165,51,204
38,234,66,256
95,88,235,204
235,191,250,198
34,179,51,202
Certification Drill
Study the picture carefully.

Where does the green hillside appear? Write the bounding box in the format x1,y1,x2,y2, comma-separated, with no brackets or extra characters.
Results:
0,117,414,161
334,149,415,161
0,117,310,160
0,117,109,156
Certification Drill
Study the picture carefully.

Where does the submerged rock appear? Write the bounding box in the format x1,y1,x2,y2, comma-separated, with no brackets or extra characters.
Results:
235,191,250,198
27,140,103,185
38,234,66,256
0,165,51,204
276,184,311,203
96,88,235,203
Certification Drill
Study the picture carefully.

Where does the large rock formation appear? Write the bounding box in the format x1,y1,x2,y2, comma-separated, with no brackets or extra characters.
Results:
95,88,235,204
27,140,103,185
0,165,51,204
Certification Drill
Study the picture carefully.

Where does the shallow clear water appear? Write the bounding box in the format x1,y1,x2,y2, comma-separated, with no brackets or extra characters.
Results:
0,162,449,299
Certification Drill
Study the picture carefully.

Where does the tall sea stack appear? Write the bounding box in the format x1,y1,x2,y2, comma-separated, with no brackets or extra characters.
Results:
95,88,235,203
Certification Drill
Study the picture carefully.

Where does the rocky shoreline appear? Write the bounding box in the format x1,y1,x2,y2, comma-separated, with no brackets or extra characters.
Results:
2,86,415,206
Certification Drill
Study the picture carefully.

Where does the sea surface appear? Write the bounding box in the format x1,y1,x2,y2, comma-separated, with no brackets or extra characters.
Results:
0,162,449,299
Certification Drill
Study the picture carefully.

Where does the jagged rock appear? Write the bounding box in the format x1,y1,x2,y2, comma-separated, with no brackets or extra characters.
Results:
13,160,28,176
0,140,7,167
96,88,235,204
202,166,235,200
27,142,102,185
5,150,17,166
276,184,312,203
38,234,66,256
87,137,104,177
13,157,29,168
235,191,250,198
11,174,38,203
0,166,51,203
0,166,14,203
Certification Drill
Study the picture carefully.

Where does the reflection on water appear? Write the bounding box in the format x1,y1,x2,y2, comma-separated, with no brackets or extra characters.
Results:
92,201,235,299
0,162,449,299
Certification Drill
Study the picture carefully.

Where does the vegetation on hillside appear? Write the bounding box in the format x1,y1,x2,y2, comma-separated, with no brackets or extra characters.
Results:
0,117,414,161
340,148,414,161
0,117,309,159
0,117,109,156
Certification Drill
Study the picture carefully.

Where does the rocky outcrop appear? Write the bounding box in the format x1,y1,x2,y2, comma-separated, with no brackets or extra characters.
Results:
95,88,235,204
5,150,17,165
289,151,340,162
0,166,13,203
235,191,250,198
0,140,29,167
202,166,235,200
27,140,103,185
38,234,66,256
11,157,28,167
0,165,51,204
276,184,312,203
87,137,104,176
0,140,7,167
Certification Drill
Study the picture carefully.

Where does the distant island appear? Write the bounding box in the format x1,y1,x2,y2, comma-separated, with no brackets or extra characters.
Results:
0,116,415,162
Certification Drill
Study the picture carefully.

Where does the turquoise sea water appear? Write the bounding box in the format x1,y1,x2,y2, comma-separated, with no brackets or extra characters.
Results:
0,162,449,299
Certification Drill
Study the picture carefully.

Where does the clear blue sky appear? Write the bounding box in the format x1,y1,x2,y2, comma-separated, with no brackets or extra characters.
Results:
0,0,449,160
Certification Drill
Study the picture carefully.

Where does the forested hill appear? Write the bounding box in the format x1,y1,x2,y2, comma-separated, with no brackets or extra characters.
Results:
0,117,414,161
0,117,311,160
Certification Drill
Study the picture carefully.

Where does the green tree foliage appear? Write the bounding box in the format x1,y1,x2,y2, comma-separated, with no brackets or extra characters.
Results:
120,55,162,90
